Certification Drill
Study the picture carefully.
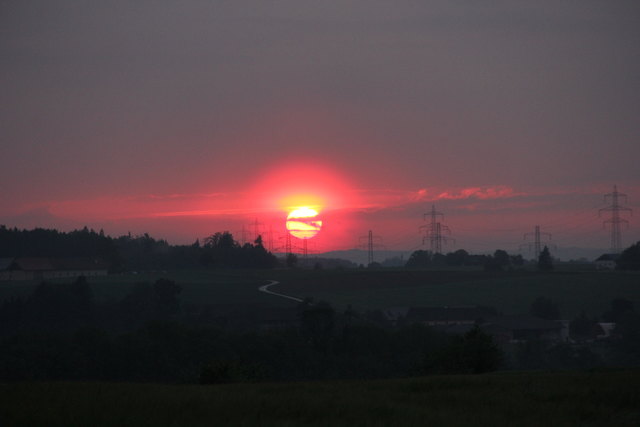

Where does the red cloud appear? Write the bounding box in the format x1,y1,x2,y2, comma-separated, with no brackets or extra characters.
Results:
408,186,520,202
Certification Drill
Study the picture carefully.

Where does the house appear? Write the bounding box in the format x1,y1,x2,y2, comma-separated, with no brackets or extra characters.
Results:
482,315,564,343
0,258,23,281
0,257,109,281
386,306,496,326
595,253,620,270
596,322,616,339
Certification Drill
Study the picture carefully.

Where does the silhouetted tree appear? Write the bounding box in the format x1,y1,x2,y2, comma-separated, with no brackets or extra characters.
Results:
432,252,446,265
617,241,640,270
405,250,431,268
445,249,470,266
614,311,640,356
510,254,525,266
204,231,237,250
493,250,510,268
423,326,503,374
538,246,553,271
300,301,335,351
570,311,599,341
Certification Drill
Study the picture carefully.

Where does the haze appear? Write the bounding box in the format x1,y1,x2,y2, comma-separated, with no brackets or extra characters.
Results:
2,1,639,256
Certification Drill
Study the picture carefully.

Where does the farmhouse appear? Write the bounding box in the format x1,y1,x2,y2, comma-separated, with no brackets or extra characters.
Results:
383,306,496,326
0,257,109,281
595,253,619,270
405,306,496,326
482,315,565,343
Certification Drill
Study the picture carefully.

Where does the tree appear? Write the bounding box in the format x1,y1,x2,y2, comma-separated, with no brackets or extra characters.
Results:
510,254,524,266
423,326,503,374
299,301,335,351
569,311,599,341
483,252,508,272
538,246,553,271
617,241,640,270
530,296,560,320
204,231,237,250
493,250,510,269
614,311,640,355
405,250,431,268
445,249,469,266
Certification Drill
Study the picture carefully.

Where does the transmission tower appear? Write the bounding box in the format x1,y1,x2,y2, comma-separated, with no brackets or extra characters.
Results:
250,218,264,243
267,226,274,252
285,233,292,256
599,185,633,253
358,230,384,265
420,205,452,253
521,225,554,259
274,232,293,256
240,225,248,245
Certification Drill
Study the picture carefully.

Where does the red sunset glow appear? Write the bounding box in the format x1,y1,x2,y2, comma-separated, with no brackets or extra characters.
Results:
1,2,638,259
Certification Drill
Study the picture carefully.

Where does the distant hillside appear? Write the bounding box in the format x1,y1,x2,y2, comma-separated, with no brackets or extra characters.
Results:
315,249,411,266
317,247,610,265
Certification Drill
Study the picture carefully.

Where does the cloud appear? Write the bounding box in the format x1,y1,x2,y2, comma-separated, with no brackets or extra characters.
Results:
434,186,520,200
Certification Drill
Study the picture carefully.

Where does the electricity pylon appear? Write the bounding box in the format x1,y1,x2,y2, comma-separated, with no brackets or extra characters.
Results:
275,233,293,256
599,185,632,253
521,225,554,259
250,218,264,243
267,226,274,252
420,205,452,253
358,230,384,265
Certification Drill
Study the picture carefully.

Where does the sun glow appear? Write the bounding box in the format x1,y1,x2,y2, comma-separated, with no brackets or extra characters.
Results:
286,207,322,239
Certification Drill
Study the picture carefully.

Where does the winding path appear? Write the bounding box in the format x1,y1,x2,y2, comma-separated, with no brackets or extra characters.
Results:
258,280,304,303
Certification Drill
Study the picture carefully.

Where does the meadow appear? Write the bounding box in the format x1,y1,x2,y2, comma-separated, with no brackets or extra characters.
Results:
1,370,639,426
269,269,640,318
2,268,639,318
0,269,291,308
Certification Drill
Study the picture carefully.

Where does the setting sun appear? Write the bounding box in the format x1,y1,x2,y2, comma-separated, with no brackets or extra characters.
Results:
286,207,322,239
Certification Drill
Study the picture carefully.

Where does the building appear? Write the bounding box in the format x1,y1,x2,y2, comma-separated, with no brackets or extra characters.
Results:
0,257,109,281
482,315,565,343
405,306,496,326
383,306,497,326
595,254,620,270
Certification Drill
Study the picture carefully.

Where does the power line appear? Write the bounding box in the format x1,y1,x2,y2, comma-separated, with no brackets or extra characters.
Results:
521,225,555,259
599,185,633,253
420,205,453,253
250,218,264,243
358,230,384,265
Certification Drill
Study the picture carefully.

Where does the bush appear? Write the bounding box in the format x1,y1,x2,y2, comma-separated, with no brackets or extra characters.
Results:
423,326,503,374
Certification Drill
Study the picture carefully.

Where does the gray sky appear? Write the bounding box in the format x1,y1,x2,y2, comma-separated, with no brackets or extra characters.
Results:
1,1,639,253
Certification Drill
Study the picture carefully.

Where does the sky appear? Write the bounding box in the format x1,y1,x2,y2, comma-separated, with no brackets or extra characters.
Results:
1,1,639,258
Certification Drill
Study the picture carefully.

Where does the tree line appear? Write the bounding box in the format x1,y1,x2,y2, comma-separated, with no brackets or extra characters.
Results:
2,225,639,271
0,226,277,271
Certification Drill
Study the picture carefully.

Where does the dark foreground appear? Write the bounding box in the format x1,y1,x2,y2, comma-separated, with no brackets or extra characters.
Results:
2,370,639,426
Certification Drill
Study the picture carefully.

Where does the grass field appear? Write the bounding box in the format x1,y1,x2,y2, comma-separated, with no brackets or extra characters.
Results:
270,269,640,318
1,370,639,426
1,268,639,317
0,270,294,308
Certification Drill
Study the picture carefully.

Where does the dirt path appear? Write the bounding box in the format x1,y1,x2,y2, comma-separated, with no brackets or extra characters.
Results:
258,280,304,303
